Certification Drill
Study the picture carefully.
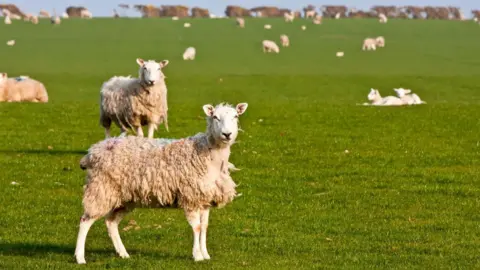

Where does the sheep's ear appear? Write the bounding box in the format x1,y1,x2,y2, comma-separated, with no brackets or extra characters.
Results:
236,103,248,115
203,104,215,117
136,58,145,66
159,60,169,68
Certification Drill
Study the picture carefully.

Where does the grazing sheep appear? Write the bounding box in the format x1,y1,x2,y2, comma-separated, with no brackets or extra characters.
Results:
51,16,61,25
301,25,307,30
62,12,69,19
172,16,179,20
280,35,289,47
236,17,244,28
335,12,341,19
379,13,388,23
0,73,49,103
313,14,322,24
362,38,377,51
183,47,196,60
336,52,344,57
264,24,271,29
4,15,11,25
284,12,294,22
394,88,426,105
74,102,248,264
376,36,385,47
6,40,15,46
31,16,38,24
362,88,404,106
81,9,92,18
100,58,169,139
184,22,191,28
305,10,316,19
262,40,280,53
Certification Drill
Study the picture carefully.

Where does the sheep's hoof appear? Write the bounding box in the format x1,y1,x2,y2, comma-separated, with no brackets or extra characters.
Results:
201,251,211,260
193,251,204,261
75,257,86,264
119,252,130,259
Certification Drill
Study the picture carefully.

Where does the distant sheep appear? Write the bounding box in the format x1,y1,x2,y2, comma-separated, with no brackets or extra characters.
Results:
284,12,294,22
236,17,244,28
305,10,316,19
31,16,38,24
336,52,344,57
313,15,322,24
379,13,388,23
100,58,170,139
80,9,92,18
264,24,271,29
394,88,426,105
280,35,289,47
172,16,179,20
335,12,341,19
74,102,248,264
376,36,385,47
184,22,191,28
6,40,15,46
4,15,11,25
39,10,50,18
183,47,196,60
0,73,49,103
301,25,307,30
363,88,404,106
262,40,280,53
62,12,69,19
51,16,61,25
362,38,377,51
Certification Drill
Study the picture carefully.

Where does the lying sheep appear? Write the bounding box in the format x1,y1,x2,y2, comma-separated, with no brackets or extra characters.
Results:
394,88,426,105
362,38,377,51
262,40,280,53
284,12,294,22
183,47,196,60
6,40,15,46
264,24,271,29
379,13,388,23
376,36,385,48
184,22,191,28
301,25,307,30
362,88,404,106
236,17,244,28
74,102,249,264
100,58,169,139
280,35,289,47
0,73,48,103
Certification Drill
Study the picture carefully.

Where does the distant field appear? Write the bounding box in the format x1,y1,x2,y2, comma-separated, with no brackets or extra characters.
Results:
0,18,479,269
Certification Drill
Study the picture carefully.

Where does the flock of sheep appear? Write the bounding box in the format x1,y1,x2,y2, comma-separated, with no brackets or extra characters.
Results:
2,8,92,26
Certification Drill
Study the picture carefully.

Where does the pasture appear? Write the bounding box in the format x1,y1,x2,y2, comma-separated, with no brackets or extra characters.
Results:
0,17,480,269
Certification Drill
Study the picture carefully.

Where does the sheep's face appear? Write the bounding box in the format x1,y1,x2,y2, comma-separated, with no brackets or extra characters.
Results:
204,103,248,146
368,89,379,101
136,58,169,86
394,88,408,97
0,73,7,84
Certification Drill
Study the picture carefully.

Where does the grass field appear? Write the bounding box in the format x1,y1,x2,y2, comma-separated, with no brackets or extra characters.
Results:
0,17,480,269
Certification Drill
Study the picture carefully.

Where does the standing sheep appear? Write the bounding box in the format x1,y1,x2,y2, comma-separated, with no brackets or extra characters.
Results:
0,73,49,103
280,35,289,47
313,14,322,24
284,12,294,22
74,102,249,264
236,17,244,28
264,24,271,29
305,10,315,19
362,38,377,51
100,58,169,139
376,36,385,48
4,15,11,25
262,40,280,53
183,47,196,60
379,13,388,23
31,16,38,24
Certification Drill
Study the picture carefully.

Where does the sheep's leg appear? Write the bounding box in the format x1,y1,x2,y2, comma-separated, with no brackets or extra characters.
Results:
105,127,111,138
147,123,156,139
105,208,130,258
136,126,144,137
74,215,98,264
199,208,211,260
185,209,204,261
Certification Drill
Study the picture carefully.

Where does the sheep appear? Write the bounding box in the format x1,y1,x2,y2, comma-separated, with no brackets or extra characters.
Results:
394,88,426,105
362,88,404,106
376,36,385,48
23,14,33,21
313,14,322,24
236,17,244,28
39,10,50,18
280,35,289,47
1,9,10,17
264,24,271,29
262,40,280,53
379,13,388,23
184,22,191,28
336,52,344,57
301,25,307,30
6,40,15,46
100,58,170,139
4,15,11,25
80,9,92,18
51,16,61,25
305,10,316,19
10,14,21,20
0,73,49,103
31,16,38,24
335,12,341,19
74,102,249,264
362,38,377,51
172,16,179,20
183,47,196,60
284,12,294,22
62,12,69,19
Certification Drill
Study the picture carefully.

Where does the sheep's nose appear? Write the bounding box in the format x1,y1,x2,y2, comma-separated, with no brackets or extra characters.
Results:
222,132,231,139
148,80,154,85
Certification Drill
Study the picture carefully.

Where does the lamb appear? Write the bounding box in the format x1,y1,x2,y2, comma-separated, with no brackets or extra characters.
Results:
376,36,385,48
74,102,249,264
183,47,196,60
284,12,294,22
362,38,377,51
0,73,49,103
4,15,11,25
236,17,244,28
280,35,289,47
394,88,426,105
379,13,388,23
262,40,280,53
362,88,404,106
100,58,169,139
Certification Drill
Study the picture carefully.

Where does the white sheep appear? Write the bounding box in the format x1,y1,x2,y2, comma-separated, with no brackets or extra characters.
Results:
262,40,280,53
362,38,377,51
39,10,50,18
31,16,38,24
335,12,341,19
379,13,388,23
183,47,196,60
62,12,69,19
184,22,191,28
305,10,316,19
284,12,294,22
51,16,61,25
301,25,307,30
100,58,169,139
74,102,248,264
362,88,404,106
6,40,15,46
336,52,344,57
376,36,385,48
4,15,11,25
394,88,426,105
280,35,289,47
313,14,322,24
80,9,92,18
264,24,271,29
236,17,244,28
0,73,49,103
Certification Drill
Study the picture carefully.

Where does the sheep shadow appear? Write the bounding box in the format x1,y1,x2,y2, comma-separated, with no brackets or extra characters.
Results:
0,149,87,156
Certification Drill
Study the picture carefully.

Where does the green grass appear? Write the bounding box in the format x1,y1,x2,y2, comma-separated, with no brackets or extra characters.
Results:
0,17,480,269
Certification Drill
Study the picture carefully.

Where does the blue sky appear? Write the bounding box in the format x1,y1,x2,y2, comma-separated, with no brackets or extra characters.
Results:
8,0,477,18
